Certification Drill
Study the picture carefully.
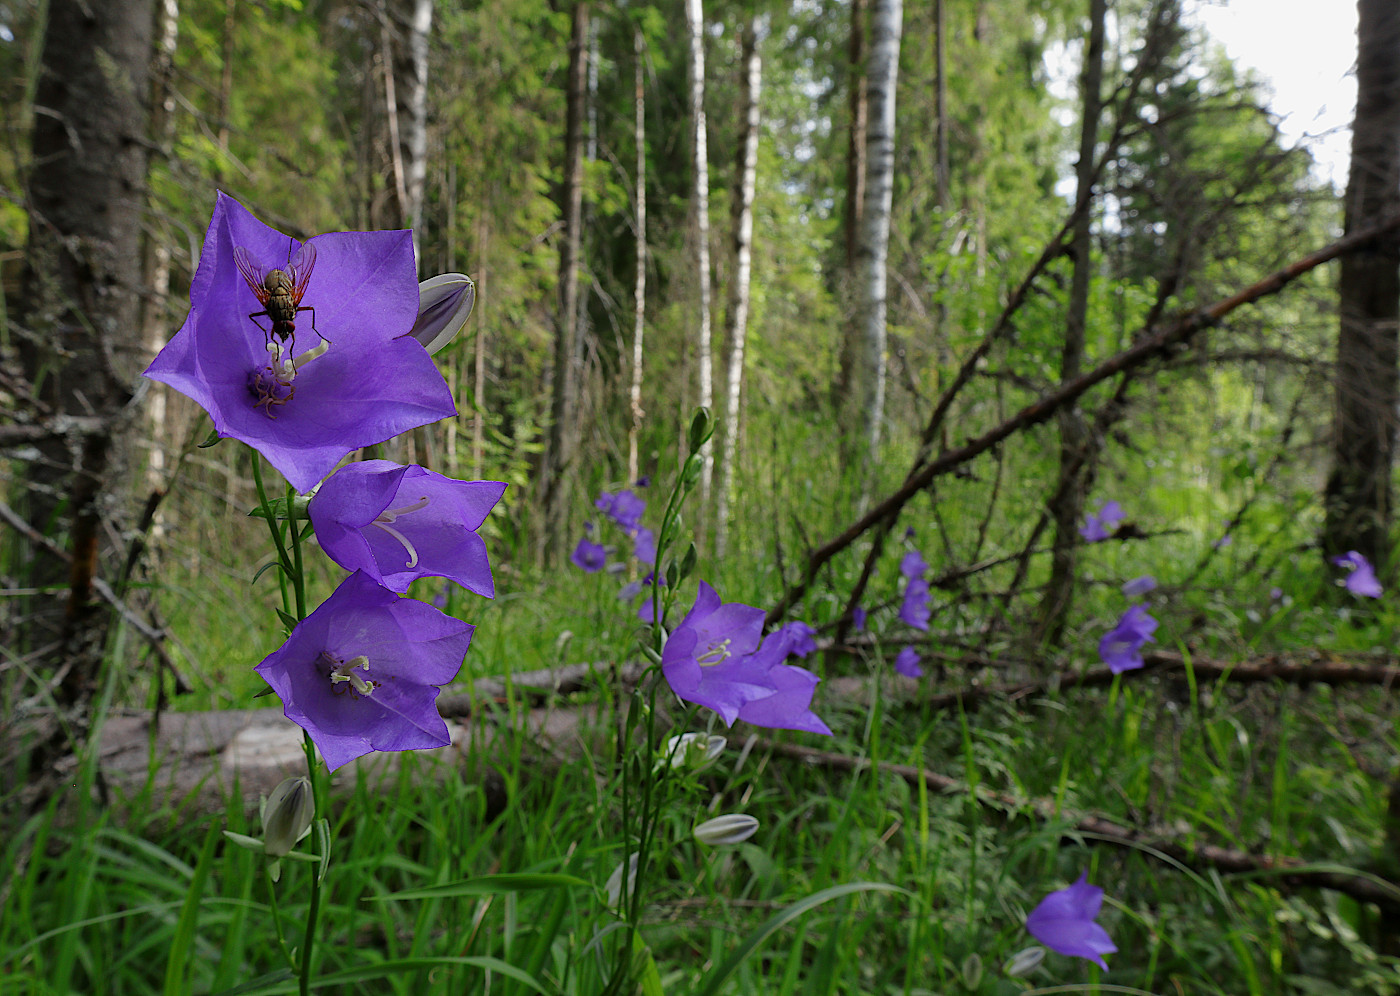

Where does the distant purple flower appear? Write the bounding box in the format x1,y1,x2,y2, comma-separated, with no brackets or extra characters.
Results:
851,606,867,632
1026,872,1117,969
900,549,929,579
1213,533,1233,550
1120,575,1156,598
900,577,931,631
1098,604,1157,674
1333,551,1383,597
309,460,504,596
595,490,646,532
1079,501,1124,543
778,621,818,658
635,475,651,488
255,571,472,771
1269,586,1284,601
631,526,656,566
661,582,768,724
904,526,916,540
144,193,455,493
431,583,450,610
894,646,923,678
570,537,607,573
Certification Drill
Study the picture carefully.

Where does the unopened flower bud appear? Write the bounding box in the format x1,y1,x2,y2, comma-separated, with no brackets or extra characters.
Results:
687,407,715,454
408,273,476,355
262,776,313,858
658,733,726,772
1004,945,1046,977
693,813,759,847
604,852,640,910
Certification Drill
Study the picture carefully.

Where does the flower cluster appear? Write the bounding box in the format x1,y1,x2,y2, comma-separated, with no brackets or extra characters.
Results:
146,195,503,771
1079,500,1124,543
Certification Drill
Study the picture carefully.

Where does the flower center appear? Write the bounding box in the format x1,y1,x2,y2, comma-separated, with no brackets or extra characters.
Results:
371,496,430,568
321,651,377,697
697,638,732,667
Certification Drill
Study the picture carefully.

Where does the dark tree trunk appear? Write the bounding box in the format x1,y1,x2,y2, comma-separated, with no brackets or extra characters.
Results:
11,0,154,770
1323,0,1400,572
539,0,590,563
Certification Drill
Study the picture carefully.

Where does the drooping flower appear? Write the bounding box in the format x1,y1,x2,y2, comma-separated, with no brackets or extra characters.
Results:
1333,551,1383,597
661,582,768,723
1079,500,1124,543
595,490,646,532
570,537,608,573
778,620,818,659
144,192,455,493
900,549,929,578
734,635,833,736
900,576,931,631
308,460,504,596
1121,575,1156,598
631,526,656,566
693,814,759,847
1098,604,1157,674
894,645,923,678
851,606,867,632
408,272,475,354
1025,872,1117,969
254,570,473,771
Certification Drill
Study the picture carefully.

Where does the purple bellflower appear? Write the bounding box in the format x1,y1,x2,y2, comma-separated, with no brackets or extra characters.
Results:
255,571,473,771
1121,575,1156,598
631,526,656,566
851,606,867,632
729,629,832,735
900,549,929,579
144,193,455,493
570,537,608,573
894,646,923,678
595,490,646,532
1079,501,1124,543
1026,872,1117,969
1099,604,1157,674
1333,551,1383,597
309,460,504,596
900,576,931,631
661,582,769,723
777,621,818,659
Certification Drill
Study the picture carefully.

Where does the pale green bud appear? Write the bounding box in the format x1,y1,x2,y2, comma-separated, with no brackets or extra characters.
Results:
604,852,640,910
261,776,313,858
409,273,476,354
658,733,726,773
692,813,759,847
1004,946,1046,977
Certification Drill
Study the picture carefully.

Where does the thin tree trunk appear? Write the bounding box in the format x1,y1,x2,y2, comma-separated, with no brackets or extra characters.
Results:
391,0,432,264
540,0,590,563
837,0,868,404
217,0,234,152
849,0,902,486
934,0,948,208
14,0,154,778
715,18,763,559
685,0,715,514
1323,0,1400,571
627,29,648,487
1037,0,1106,649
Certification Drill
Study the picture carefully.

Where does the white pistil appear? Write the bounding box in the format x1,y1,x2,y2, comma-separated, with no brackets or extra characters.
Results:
371,496,430,568
328,653,374,696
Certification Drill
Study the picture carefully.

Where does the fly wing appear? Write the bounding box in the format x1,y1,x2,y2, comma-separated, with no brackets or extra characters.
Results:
233,246,271,304
288,241,317,302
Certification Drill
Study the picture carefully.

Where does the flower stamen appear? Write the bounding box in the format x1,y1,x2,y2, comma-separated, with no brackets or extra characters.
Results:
371,496,430,568
697,638,732,667
322,651,377,697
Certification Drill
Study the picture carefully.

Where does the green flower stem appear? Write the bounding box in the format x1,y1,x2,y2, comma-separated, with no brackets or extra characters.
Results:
298,730,324,996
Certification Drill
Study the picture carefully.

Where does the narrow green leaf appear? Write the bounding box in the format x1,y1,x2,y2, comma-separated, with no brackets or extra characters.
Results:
163,826,220,996
369,871,592,901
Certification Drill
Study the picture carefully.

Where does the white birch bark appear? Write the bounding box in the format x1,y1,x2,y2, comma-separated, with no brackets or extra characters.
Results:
715,18,763,559
854,0,902,468
627,29,648,486
685,0,715,508
404,0,431,262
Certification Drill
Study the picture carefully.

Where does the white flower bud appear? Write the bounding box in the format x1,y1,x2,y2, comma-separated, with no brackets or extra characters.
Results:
658,733,726,772
261,776,313,858
604,852,640,910
409,273,475,354
1004,945,1046,977
692,813,759,847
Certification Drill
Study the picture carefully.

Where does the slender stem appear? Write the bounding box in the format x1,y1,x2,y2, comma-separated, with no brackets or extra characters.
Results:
298,732,323,996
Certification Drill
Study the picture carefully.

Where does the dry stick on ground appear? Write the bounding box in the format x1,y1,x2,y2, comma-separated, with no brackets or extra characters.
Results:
756,735,1400,912
768,213,1400,628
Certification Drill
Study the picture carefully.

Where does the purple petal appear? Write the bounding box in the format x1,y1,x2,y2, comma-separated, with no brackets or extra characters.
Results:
894,646,923,678
1026,872,1117,969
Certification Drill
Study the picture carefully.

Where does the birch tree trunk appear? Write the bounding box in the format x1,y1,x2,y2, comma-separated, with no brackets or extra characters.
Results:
1323,0,1400,572
836,0,868,404
14,0,153,773
849,0,902,480
685,0,716,512
715,18,763,559
381,0,431,264
1036,0,1106,648
627,29,648,487
540,0,590,562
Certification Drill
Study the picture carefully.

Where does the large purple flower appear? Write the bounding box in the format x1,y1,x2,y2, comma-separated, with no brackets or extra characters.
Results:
1079,501,1124,543
661,582,769,723
308,460,504,596
734,632,832,735
1026,872,1117,969
900,577,931,631
255,571,473,771
1098,604,1157,674
1333,551,1383,597
145,193,455,493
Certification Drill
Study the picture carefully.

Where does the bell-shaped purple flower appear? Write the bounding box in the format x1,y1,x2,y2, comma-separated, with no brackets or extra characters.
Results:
900,577,931,631
144,193,455,493
900,549,929,578
894,645,923,678
1121,575,1156,597
595,490,646,532
1333,551,1383,597
570,537,608,573
777,621,818,659
308,460,504,596
1079,500,1124,543
631,526,656,566
1098,604,1157,674
254,571,473,771
661,582,769,723
851,606,867,632
1025,872,1117,969
734,634,832,736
